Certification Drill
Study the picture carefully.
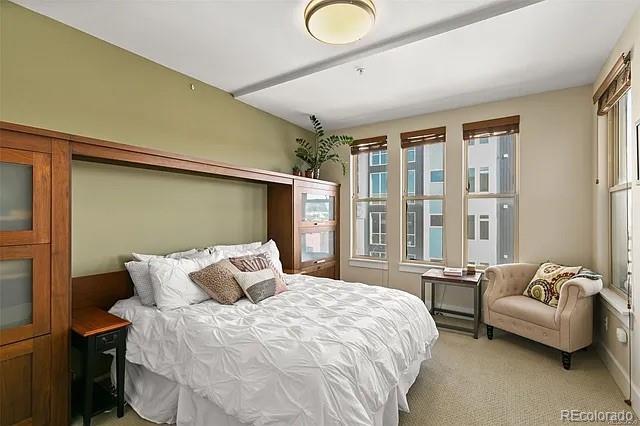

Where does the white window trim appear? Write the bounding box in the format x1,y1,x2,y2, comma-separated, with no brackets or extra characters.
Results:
369,150,388,167
369,171,388,197
401,142,446,266
463,133,519,268
349,257,388,270
407,211,416,248
352,152,388,260
369,211,386,246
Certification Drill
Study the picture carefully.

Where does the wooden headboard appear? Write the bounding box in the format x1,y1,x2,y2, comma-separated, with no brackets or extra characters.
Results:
72,270,134,311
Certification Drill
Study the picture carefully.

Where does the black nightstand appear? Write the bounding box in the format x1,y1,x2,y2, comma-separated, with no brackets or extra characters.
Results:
71,307,130,426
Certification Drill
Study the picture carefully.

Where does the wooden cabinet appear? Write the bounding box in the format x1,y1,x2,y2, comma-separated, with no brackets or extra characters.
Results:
269,179,339,279
0,336,51,426
0,128,70,426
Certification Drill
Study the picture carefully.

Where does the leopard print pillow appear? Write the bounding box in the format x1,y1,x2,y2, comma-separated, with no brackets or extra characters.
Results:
189,259,244,304
523,262,581,307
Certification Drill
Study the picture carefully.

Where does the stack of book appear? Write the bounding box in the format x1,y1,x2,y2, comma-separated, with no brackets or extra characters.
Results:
443,267,464,277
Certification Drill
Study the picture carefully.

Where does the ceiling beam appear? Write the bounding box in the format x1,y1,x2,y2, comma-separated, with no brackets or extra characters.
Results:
232,0,545,98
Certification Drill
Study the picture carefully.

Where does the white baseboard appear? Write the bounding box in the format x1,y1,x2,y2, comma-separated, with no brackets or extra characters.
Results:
597,342,639,415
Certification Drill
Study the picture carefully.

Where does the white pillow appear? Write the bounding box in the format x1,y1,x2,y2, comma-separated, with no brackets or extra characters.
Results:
132,248,199,262
208,242,261,257
125,260,155,306
149,253,220,311
211,240,283,272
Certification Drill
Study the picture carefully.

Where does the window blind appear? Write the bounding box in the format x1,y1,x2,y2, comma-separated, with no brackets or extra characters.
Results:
350,135,387,155
463,115,520,140
400,126,446,148
593,52,631,116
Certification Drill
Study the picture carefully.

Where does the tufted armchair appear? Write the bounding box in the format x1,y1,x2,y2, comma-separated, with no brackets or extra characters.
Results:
483,263,602,369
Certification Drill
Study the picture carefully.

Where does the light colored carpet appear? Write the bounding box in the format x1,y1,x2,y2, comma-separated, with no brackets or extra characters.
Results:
75,329,636,426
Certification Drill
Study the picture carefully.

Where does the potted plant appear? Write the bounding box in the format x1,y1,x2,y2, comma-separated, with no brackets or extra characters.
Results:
295,115,353,179
292,165,303,176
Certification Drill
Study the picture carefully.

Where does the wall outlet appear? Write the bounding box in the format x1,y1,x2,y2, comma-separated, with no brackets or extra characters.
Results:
616,327,628,344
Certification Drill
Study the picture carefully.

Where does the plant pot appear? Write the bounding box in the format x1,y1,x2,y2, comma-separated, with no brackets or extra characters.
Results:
292,168,303,176
304,169,314,178
313,168,320,179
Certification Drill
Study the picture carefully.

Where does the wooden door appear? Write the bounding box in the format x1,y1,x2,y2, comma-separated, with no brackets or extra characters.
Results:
0,245,50,346
0,336,51,426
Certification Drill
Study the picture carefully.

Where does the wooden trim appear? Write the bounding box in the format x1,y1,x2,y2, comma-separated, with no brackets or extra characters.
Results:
462,115,520,140
350,135,387,155
593,52,631,103
400,126,446,148
72,271,134,311
32,335,51,425
0,128,53,153
50,139,71,426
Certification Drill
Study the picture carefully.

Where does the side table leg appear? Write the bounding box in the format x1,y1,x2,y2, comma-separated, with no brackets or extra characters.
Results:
83,336,96,426
473,283,480,339
116,329,127,418
430,281,436,315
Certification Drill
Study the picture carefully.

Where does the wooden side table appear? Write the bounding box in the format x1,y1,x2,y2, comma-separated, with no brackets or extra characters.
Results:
421,269,484,339
71,307,131,426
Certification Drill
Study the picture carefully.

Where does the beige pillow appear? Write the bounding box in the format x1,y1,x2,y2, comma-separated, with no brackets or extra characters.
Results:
229,253,287,294
523,262,581,307
233,268,284,304
189,259,244,305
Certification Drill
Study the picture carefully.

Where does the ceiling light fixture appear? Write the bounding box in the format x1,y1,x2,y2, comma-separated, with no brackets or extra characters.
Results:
304,0,376,45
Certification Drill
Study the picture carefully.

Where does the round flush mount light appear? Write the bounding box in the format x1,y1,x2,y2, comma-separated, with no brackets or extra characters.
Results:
304,0,376,45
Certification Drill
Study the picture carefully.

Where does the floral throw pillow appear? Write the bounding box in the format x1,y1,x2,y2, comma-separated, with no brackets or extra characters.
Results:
523,262,582,307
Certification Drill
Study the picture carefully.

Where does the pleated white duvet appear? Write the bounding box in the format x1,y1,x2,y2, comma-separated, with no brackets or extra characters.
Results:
110,275,438,426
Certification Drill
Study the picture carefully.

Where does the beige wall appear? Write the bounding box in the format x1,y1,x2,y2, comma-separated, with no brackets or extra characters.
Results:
592,7,640,408
324,86,594,310
0,2,312,276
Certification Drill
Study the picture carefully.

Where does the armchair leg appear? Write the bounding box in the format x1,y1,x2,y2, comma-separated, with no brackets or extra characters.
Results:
486,325,494,340
561,351,572,370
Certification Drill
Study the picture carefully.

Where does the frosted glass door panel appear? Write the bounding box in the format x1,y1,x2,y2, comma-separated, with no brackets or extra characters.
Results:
0,162,33,231
301,193,335,223
301,231,335,263
0,259,33,329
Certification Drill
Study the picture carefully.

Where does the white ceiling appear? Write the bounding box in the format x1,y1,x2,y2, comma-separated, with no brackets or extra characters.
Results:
13,0,639,130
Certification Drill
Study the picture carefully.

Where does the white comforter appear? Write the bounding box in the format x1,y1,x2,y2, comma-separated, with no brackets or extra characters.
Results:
110,275,438,426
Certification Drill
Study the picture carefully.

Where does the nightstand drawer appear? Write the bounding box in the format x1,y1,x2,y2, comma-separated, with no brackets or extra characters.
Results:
95,331,119,352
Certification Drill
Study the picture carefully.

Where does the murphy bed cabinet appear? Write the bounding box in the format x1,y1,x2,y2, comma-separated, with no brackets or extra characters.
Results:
268,180,340,279
0,127,71,426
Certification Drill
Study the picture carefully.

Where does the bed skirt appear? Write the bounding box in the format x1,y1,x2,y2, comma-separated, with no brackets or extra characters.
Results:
112,351,428,426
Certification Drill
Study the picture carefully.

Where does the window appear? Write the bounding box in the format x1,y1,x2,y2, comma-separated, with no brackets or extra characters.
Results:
401,126,446,263
464,116,518,268
352,136,388,260
370,172,388,197
407,169,416,196
369,212,386,245
407,148,416,163
479,167,489,192
467,215,475,240
479,215,489,240
468,168,476,193
407,212,416,248
370,150,388,166
430,169,444,183
609,92,633,295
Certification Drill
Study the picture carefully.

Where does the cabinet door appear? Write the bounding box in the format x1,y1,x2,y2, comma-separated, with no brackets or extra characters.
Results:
299,227,336,268
0,148,51,246
297,186,336,226
0,245,50,346
0,336,51,426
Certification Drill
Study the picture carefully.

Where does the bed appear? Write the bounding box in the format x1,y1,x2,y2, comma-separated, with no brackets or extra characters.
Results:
109,273,439,426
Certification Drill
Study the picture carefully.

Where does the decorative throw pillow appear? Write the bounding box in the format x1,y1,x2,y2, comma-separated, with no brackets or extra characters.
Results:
189,259,244,305
125,260,156,306
229,253,287,294
523,262,582,307
233,268,284,304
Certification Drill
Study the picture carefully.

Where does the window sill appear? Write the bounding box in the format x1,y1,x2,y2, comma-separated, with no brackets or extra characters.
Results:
599,287,632,324
348,258,388,270
398,262,443,274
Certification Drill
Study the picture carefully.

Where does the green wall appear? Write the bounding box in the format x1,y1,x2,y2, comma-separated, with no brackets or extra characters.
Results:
0,2,312,275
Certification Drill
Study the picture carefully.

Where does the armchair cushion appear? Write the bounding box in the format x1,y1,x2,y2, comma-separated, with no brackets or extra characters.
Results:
523,262,581,307
492,295,558,330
